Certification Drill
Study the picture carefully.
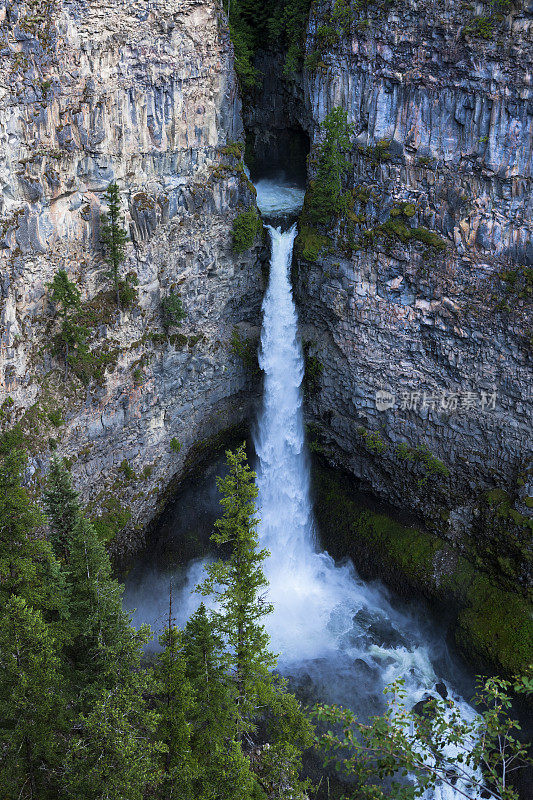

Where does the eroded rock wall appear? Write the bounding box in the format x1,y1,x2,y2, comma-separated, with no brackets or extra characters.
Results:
0,0,264,553
293,1,532,549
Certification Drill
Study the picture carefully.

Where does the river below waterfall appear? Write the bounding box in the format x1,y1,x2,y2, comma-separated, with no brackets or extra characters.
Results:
124,178,481,800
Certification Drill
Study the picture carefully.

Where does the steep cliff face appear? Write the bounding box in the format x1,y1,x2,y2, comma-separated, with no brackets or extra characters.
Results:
0,0,264,553
289,0,532,571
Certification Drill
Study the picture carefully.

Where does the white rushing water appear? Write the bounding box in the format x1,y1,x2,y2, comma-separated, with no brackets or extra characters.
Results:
254,217,480,800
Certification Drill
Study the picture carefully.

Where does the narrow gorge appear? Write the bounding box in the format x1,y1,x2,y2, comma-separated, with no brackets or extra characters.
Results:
0,1,532,797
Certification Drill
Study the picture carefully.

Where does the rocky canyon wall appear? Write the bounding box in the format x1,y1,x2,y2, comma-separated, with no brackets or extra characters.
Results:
0,0,264,555
287,0,532,580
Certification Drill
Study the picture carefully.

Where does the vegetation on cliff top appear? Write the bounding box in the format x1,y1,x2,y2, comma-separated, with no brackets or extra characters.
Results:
228,0,312,86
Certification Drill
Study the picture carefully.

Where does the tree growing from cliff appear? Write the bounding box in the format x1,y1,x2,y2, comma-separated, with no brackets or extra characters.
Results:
100,183,129,309
307,106,354,227
314,676,533,800
47,269,88,379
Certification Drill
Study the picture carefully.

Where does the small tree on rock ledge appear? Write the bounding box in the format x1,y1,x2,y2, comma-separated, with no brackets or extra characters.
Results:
100,182,128,309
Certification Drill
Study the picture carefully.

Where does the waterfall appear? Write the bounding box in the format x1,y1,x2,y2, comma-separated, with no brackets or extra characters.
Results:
253,221,481,800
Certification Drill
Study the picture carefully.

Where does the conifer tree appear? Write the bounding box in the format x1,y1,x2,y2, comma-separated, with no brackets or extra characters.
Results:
154,615,196,800
198,444,275,736
47,269,87,378
43,456,80,561
44,458,160,798
100,182,128,308
198,446,313,796
0,596,64,800
44,458,145,695
0,427,64,617
183,603,255,800
62,662,161,800
308,106,354,227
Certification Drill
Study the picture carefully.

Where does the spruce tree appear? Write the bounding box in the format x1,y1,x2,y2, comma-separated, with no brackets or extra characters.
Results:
0,426,65,617
47,269,87,378
0,596,64,800
43,458,160,798
62,663,161,800
308,106,354,227
43,456,80,561
154,617,196,800
100,182,128,308
183,603,255,800
44,458,145,694
198,446,313,796
198,443,275,736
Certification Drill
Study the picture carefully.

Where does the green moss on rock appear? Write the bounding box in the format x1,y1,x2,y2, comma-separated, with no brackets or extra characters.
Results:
313,462,533,676
232,209,262,254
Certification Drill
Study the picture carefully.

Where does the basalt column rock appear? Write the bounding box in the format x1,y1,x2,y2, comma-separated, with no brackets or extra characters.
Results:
294,1,532,568
0,0,264,554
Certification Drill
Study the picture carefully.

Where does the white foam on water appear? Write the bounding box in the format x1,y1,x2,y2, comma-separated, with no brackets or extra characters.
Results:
255,178,306,217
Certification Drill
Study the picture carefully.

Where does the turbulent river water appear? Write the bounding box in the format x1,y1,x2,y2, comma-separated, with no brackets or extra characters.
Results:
125,178,481,800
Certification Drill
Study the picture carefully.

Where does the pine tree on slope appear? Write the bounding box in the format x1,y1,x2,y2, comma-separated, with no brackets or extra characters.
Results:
0,596,65,800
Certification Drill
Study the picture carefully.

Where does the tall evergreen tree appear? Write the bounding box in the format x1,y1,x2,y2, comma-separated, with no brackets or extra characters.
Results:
100,182,128,308
183,603,255,800
198,444,275,736
44,458,146,695
308,106,354,227
43,456,80,561
198,446,313,796
0,427,64,617
62,663,161,800
44,459,160,800
154,618,196,800
0,596,65,800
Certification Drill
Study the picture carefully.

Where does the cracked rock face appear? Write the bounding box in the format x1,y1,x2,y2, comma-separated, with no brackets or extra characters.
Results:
292,1,532,547
0,0,263,553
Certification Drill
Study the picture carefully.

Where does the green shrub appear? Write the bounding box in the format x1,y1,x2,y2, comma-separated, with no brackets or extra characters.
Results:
118,459,136,482
357,427,388,454
118,273,138,309
47,410,64,428
296,226,330,261
132,368,143,386
232,210,262,254
91,498,132,543
161,292,186,330
303,342,323,394
170,438,182,454
465,15,493,39
230,328,260,375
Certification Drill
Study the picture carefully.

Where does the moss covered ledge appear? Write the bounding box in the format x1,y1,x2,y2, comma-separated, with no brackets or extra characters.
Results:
312,462,533,677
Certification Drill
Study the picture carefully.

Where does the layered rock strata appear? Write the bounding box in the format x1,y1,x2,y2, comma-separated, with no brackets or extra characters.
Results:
0,0,263,553
291,0,532,572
